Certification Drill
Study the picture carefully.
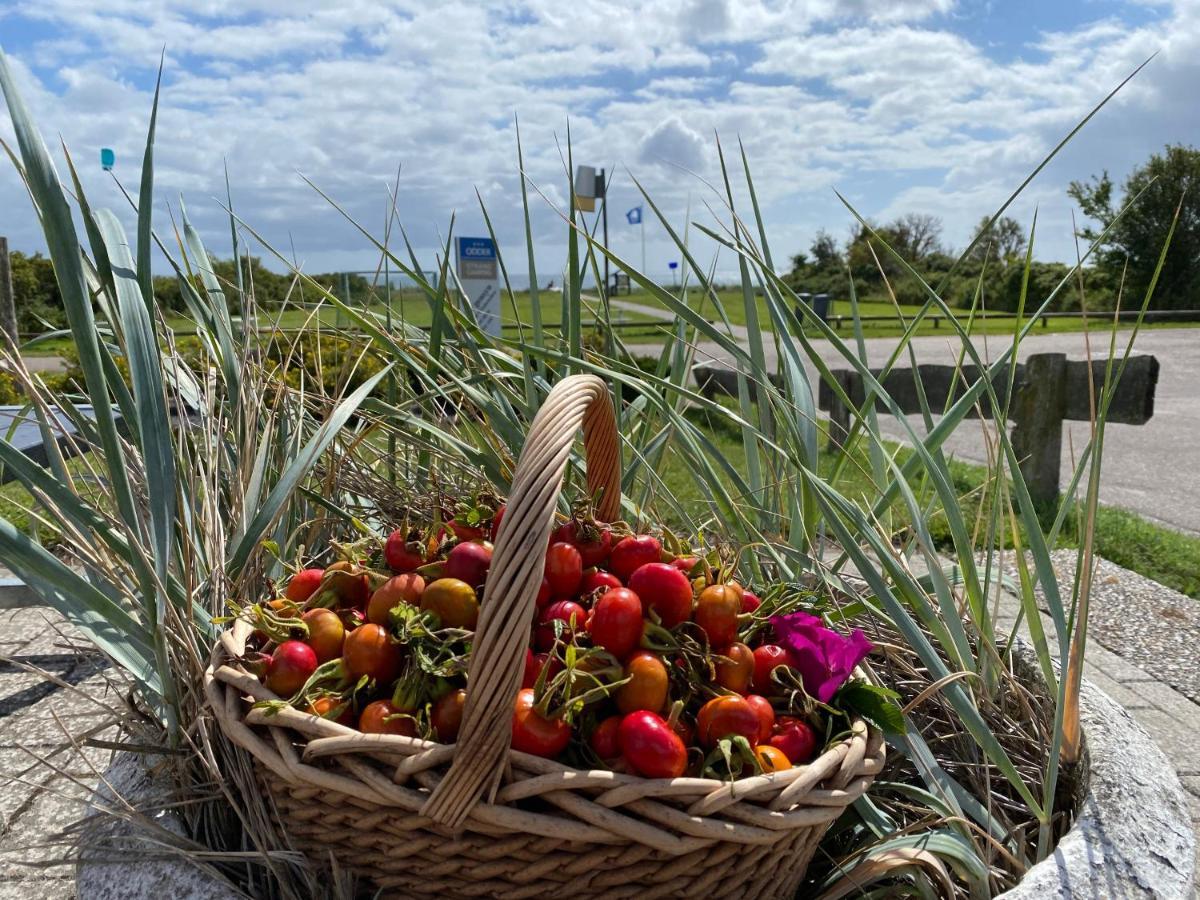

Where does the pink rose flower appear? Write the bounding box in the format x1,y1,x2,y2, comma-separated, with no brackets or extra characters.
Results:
770,611,873,703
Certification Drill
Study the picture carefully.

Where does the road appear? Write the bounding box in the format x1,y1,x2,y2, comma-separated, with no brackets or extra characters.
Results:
622,310,1200,534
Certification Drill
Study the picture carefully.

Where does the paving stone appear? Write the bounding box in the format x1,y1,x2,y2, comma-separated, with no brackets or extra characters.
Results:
0,749,56,829
0,669,118,748
1083,643,1158,683
1129,707,1200,777
0,780,88,879
0,611,86,659
1124,678,1200,721
1082,668,1153,710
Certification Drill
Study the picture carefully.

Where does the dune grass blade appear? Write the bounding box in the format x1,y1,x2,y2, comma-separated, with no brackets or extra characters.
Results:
95,209,177,582
136,57,163,310
226,366,391,575
0,49,143,550
1059,197,1179,766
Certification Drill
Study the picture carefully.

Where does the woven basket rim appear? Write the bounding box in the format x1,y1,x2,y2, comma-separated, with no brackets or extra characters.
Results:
207,615,885,855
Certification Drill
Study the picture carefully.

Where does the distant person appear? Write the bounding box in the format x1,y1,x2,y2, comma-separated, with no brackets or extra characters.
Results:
545,280,555,291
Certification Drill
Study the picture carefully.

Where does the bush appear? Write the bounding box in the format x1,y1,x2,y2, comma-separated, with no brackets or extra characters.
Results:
263,332,387,396
0,371,20,404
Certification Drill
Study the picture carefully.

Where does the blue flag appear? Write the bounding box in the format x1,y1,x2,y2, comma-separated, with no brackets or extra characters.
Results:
626,206,642,225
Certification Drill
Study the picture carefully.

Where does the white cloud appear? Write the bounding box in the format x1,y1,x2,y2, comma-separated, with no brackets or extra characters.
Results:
638,117,708,171
0,0,1196,283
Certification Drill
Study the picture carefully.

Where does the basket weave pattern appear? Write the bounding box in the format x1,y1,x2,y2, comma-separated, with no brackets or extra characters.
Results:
205,374,885,898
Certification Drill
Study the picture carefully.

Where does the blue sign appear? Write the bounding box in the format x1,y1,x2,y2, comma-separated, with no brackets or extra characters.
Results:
668,261,678,270
626,206,642,225
456,236,495,260
100,148,115,170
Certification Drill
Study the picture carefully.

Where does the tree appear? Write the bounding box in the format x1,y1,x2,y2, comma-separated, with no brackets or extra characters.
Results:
785,230,844,294
809,230,841,269
1068,144,1200,309
892,213,944,261
968,215,1027,267
154,254,299,312
8,249,64,332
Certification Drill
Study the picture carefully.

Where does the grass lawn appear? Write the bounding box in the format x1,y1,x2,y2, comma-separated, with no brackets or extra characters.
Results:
657,403,1200,600
615,287,1198,341
169,291,658,334
20,291,661,357
3,407,1196,599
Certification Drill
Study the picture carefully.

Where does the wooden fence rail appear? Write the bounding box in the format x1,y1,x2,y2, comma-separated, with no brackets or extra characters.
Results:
694,353,1159,506
817,353,1159,504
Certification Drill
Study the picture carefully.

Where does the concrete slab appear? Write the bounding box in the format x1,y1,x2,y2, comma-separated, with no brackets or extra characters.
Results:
1129,708,1200,777
0,786,86,880
1080,668,1154,710
1124,679,1200,722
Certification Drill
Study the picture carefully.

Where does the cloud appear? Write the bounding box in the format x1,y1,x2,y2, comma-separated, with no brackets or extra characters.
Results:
0,0,1195,283
638,117,708,171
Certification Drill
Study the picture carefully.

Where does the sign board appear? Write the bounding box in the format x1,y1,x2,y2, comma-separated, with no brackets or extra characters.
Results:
455,237,501,336
574,165,597,212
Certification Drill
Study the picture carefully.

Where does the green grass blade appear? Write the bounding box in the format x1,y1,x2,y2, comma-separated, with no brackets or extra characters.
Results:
94,209,178,588
136,55,162,310
226,365,392,575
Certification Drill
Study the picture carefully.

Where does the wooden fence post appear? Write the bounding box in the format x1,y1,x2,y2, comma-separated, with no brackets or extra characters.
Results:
826,369,853,449
0,237,17,347
1011,352,1068,507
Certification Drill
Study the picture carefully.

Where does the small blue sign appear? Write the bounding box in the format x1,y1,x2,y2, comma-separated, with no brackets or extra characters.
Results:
456,236,496,260
668,261,678,270
626,206,642,225
100,148,115,170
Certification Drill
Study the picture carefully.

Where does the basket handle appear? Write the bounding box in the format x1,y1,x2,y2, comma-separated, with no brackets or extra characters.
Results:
421,374,621,827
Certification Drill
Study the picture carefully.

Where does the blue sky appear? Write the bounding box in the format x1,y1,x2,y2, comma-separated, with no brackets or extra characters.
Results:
0,0,1194,285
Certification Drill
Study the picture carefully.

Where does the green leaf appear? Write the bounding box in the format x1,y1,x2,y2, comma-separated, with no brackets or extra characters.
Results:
837,681,905,734
0,48,143,546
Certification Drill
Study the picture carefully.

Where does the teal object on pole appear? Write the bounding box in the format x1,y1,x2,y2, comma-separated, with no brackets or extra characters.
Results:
100,148,115,170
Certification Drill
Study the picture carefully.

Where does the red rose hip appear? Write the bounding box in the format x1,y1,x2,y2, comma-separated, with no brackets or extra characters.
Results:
587,587,644,659
627,562,693,628
609,534,662,580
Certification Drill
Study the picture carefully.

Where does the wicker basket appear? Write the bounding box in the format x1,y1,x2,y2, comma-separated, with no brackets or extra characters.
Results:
205,374,885,899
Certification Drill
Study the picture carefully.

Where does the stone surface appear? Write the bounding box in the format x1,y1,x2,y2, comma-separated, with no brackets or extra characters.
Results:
74,755,240,900
997,667,1195,899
